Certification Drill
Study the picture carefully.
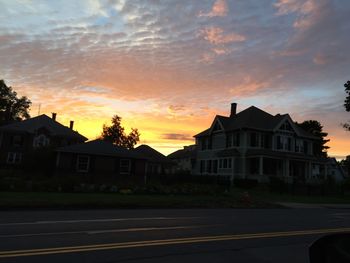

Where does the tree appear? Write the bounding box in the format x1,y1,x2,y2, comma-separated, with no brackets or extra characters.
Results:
100,115,140,149
297,120,330,157
0,79,31,125
343,80,350,131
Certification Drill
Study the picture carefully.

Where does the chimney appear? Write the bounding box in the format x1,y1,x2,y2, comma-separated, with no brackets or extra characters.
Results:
52,112,57,121
230,103,237,117
69,120,74,130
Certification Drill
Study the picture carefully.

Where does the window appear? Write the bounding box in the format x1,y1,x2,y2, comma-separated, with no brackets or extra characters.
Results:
233,133,240,147
223,159,228,169
262,134,271,149
228,158,232,169
303,141,309,154
250,133,259,147
200,160,205,173
206,160,212,173
295,139,304,153
277,136,282,150
287,138,292,151
276,135,292,151
33,134,50,148
201,137,212,150
120,159,131,174
219,159,223,169
76,155,90,172
213,160,218,174
7,152,22,164
280,121,293,131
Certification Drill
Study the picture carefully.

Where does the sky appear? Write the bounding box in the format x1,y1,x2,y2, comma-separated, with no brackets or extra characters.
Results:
0,0,349,158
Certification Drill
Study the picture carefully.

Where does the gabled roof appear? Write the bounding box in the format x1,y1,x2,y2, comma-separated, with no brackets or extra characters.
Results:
57,140,144,159
0,114,87,141
133,144,169,163
194,106,318,139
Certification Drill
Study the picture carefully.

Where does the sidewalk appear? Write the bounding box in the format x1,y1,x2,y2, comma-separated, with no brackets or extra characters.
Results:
278,202,350,209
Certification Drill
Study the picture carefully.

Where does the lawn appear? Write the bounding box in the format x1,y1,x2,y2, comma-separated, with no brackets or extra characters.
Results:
0,190,276,209
0,188,349,209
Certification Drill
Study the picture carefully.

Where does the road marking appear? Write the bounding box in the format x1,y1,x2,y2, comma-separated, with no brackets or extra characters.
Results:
0,227,349,258
0,217,199,226
0,225,214,238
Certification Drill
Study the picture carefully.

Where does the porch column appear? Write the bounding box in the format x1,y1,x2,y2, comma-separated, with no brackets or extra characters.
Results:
259,156,263,175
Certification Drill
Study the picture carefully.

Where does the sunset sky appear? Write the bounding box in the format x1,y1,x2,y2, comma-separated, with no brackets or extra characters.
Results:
1,0,349,158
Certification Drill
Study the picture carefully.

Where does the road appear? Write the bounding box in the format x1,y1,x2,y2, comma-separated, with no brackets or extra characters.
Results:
0,208,350,263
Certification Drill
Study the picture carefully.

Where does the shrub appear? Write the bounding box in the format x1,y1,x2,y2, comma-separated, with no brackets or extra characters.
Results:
268,176,287,193
234,178,258,189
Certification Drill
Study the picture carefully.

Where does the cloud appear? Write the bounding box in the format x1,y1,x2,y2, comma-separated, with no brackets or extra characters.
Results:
199,0,228,17
199,27,245,45
274,0,329,30
0,0,350,156
162,133,193,141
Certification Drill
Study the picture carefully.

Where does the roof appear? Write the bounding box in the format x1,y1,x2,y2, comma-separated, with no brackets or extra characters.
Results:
194,106,318,139
57,140,144,159
0,114,87,141
168,145,197,159
133,144,169,163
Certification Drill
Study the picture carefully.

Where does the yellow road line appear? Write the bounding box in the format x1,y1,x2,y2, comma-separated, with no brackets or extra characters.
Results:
1,227,349,258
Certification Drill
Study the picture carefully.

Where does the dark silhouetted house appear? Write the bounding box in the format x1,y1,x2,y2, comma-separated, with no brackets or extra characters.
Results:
0,113,87,167
168,145,196,174
326,158,346,183
133,144,173,175
56,140,146,176
194,103,327,183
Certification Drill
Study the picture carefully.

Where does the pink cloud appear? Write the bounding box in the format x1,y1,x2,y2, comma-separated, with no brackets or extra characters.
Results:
199,0,228,17
274,0,327,30
199,27,245,45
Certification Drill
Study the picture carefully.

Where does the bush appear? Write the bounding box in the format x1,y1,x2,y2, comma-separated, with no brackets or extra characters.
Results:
234,178,258,189
268,176,287,193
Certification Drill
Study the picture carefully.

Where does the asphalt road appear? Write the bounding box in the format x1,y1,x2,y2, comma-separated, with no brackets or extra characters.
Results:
0,208,350,263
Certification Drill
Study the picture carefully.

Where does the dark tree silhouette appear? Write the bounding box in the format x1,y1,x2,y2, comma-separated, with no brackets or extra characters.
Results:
101,115,140,149
297,120,329,157
0,79,31,126
343,80,350,131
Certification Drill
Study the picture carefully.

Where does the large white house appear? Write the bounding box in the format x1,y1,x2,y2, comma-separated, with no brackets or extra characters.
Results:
193,103,328,184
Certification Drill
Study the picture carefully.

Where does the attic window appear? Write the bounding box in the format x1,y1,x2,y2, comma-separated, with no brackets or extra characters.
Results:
279,121,293,131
